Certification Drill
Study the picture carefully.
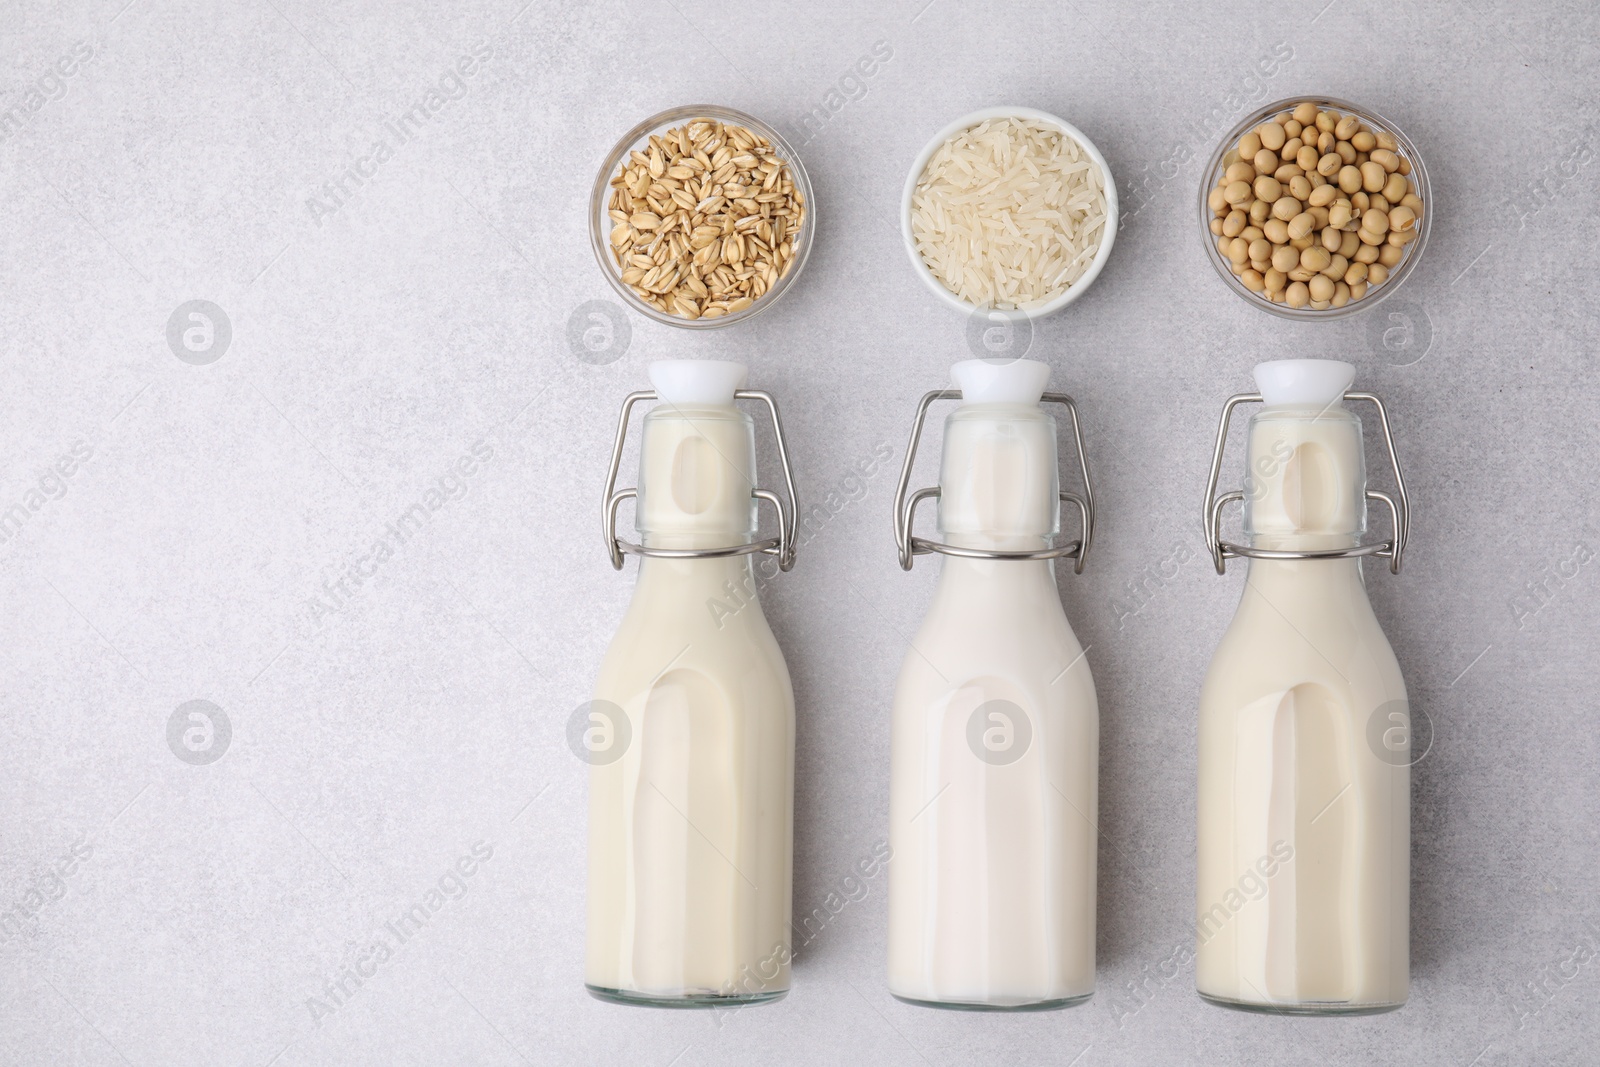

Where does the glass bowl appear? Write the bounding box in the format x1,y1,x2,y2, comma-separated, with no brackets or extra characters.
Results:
1199,97,1431,319
589,105,814,329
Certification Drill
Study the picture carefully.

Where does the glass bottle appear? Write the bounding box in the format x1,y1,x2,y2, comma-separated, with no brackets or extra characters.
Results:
1196,358,1413,1014
585,359,798,1007
887,358,1099,1010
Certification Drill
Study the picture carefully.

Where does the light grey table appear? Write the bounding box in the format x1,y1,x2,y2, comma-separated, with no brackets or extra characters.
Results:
2,1,1595,1064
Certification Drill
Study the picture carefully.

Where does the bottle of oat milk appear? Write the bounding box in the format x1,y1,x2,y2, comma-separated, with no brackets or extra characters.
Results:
1196,359,1413,1014
585,359,799,1008
886,358,1099,1010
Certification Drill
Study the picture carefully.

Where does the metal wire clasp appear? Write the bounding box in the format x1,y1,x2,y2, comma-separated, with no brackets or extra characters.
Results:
601,389,799,573
1202,391,1411,575
892,390,1095,573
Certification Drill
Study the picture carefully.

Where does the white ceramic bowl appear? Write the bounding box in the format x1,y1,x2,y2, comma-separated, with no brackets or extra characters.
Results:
900,106,1118,317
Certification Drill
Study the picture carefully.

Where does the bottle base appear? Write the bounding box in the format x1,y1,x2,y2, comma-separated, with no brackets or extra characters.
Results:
1197,990,1404,1016
585,983,788,1009
890,991,1093,1012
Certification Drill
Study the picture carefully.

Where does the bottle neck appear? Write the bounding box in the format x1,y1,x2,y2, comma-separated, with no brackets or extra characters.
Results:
1240,556,1372,621
636,552,760,588
937,402,1059,550
938,555,1057,583
635,404,757,552
1245,554,1367,588
929,555,1064,623
633,553,771,629
1243,404,1366,552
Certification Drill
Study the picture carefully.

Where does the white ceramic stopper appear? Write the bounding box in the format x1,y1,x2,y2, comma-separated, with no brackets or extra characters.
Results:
952,358,1051,405
648,359,748,406
1252,359,1355,407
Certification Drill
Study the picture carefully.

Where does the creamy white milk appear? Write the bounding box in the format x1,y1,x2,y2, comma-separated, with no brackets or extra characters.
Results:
887,360,1098,1009
586,362,795,1006
1196,360,1409,1013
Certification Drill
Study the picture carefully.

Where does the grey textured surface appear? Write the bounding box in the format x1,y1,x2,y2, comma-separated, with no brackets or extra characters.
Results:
1,1,1597,1064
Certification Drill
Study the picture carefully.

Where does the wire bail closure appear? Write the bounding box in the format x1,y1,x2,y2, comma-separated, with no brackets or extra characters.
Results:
892,389,1096,574
601,389,799,573
1203,390,1411,576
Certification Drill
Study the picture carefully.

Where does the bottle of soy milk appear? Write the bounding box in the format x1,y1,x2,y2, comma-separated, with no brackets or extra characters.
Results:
887,358,1099,1010
585,360,799,1007
1197,359,1413,1014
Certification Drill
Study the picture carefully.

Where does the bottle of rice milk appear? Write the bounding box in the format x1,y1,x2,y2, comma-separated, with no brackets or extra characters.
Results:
1196,359,1413,1014
886,358,1099,1010
585,360,799,1007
